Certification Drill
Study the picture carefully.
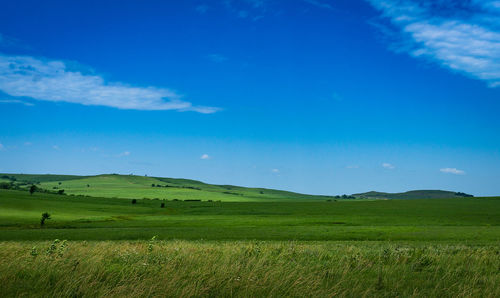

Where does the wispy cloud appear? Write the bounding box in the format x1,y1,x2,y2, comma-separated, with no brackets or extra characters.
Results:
367,0,500,87
24,142,32,146
223,0,267,20
440,167,465,175
271,168,280,173
200,154,211,160
196,4,209,14
0,99,34,106
52,145,60,150
117,151,130,157
382,162,395,169
0,54,220,113
346,165,359,169
0,143,4,151
207,54,228,63
303,0,334,10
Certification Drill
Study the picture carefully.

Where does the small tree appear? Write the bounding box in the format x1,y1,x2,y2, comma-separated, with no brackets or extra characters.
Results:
29,185,37,195
160,202,165,208
131,199,137,204
57,189,65,195
40,212,51,227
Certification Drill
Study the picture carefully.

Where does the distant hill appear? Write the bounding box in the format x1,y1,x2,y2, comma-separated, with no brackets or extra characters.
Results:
0,173,337,202
1,173,474,201
353,190,473,200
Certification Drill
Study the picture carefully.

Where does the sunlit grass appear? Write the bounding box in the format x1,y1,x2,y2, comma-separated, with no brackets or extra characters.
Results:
0,240,498,297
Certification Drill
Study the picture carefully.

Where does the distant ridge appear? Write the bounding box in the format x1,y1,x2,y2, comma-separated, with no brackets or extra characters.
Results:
1,173,474,201
353,190,473,200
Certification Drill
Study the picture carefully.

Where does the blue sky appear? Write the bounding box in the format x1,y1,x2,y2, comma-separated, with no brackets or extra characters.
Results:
0,0,499,196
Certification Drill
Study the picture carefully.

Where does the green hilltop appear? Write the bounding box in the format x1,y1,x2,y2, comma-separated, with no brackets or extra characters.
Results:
1,173,473,201
1,173,335,202
354,190,474,200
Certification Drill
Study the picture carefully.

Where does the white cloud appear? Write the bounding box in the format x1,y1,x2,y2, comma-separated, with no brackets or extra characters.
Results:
367,0,500,87
0,99,34,106
0,143,4,150
440,167,465,175
24,142,32,146
118,151,130,157
200,154,210,160
271,168,280,173
52,145,60,150
382,162,395,169
0,54,219,113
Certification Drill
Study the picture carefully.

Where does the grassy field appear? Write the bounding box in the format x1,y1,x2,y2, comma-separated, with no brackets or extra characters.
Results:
0,189,499,241
1,176,499,297
0,240,498,297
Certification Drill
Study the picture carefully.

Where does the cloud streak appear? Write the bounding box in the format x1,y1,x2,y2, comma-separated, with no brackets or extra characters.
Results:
440,167,465,175
0,54,219,113
367,0,500,87
0,99,34,106
303,0,334,10
207,54,228,63
382,162,395,169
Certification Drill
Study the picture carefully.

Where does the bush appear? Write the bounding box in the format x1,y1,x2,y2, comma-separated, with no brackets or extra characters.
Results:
160,203,165,208
40,212,51,227
131,199,137,204
0,182,12,189
29,185,37,195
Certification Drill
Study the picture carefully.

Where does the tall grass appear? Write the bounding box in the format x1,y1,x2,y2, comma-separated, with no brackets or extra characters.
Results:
0,241,498,297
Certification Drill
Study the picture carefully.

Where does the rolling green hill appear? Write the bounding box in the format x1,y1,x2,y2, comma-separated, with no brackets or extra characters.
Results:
1,173,475,202
1,173,336,202
354,190,473,200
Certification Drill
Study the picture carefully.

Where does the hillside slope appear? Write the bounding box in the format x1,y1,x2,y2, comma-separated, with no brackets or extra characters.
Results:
1,173,334,202
354,190,473,200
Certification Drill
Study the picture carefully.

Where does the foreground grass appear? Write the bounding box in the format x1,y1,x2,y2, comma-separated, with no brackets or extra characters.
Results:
0,240,498,297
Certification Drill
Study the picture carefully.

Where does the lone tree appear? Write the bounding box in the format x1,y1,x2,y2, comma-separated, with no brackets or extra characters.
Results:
160,202,165,208
29,185,37,195
131,199,137,204
40,212,51,227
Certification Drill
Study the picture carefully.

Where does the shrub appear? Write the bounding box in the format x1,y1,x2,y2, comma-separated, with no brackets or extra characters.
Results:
131,199,137,204
0,182,11,189
160,202,165,208
40,212,51,227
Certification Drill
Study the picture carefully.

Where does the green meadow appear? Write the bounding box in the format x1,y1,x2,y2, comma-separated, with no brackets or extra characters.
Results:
1,174,499,296
33,174,335,202
0,189,499,241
